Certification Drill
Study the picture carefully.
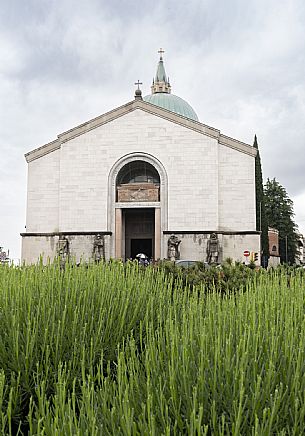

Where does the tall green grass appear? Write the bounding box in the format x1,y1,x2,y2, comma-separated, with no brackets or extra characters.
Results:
0,261,304,434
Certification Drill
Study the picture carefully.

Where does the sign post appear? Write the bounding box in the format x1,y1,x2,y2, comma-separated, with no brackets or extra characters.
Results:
243,250,250,264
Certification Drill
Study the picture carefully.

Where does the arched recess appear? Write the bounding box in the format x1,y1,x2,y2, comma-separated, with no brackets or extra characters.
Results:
116,161,160,195
108,152,168,259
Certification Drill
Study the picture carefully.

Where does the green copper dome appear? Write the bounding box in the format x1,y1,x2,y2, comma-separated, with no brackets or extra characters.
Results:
143,93,199,122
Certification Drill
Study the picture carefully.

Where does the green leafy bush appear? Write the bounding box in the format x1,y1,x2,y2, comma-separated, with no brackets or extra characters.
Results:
157,259,264,293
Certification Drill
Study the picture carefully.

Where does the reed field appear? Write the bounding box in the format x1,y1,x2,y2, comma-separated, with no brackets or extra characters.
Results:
0,261,305,435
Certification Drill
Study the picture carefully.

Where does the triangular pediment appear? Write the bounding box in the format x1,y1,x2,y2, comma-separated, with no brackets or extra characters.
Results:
25,98,256,162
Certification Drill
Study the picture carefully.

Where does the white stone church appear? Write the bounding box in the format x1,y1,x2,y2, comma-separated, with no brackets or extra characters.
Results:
21,51,260,264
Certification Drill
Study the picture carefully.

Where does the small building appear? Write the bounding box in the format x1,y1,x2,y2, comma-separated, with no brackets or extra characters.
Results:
268,227,281,267
21,52,260,264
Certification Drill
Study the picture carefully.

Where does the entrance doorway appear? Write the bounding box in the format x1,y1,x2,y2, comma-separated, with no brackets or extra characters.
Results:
124,208,154,260
130,239,152,259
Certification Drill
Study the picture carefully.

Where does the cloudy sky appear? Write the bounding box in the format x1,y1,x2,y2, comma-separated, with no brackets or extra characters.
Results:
1,0,305,261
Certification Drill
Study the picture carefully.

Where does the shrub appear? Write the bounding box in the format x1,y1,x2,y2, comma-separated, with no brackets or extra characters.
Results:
0,261,304,434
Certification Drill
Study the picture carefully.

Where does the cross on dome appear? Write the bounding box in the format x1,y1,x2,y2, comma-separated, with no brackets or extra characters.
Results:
158,48,165,60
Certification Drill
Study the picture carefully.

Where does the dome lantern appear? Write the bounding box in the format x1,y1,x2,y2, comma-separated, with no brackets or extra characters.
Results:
144,50,199,122
151,48,171,95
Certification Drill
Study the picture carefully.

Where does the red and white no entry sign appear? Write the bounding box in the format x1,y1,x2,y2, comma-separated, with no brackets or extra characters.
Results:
243,250,250,257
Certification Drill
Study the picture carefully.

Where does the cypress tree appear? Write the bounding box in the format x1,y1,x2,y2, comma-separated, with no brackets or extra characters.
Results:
253,135,269,263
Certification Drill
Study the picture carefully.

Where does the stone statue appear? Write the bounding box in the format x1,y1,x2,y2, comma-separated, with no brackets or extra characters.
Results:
206,233,219,264
93,234,104,262
57,235,69,267
167,235,181,261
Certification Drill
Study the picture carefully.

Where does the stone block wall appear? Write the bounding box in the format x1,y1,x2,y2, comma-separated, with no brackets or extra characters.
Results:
21,235,59,264
162,232,261,264
59,109,219,233
26,150,60,233
25,110,256,237
22,234,111,265
22,232,260,265
218,144,256,231
221,233,260,263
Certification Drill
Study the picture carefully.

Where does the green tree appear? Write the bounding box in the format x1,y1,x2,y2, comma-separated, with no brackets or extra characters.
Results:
264,178,299,264
253,135,269,262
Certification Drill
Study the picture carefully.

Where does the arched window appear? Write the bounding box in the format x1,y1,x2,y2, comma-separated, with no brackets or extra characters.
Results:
117,161,160,186
116,160,160,202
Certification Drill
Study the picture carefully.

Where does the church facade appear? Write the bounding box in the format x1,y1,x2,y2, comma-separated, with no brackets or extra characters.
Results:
21,53,260,264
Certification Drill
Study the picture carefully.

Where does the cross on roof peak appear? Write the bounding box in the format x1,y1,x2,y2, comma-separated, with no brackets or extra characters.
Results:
134,80,143,90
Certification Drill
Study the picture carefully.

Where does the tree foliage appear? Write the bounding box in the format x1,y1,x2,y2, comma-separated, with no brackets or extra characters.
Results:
264,178,299,264
253,135,269,260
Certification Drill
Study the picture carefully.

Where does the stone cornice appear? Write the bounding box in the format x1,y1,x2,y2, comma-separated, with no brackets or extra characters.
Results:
25,139,60,162
21,231,112,237
219,134,257,157
24,99,256,162
115,201,160,209
58,100,137,143
135,100,220,139
163,230,261,235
